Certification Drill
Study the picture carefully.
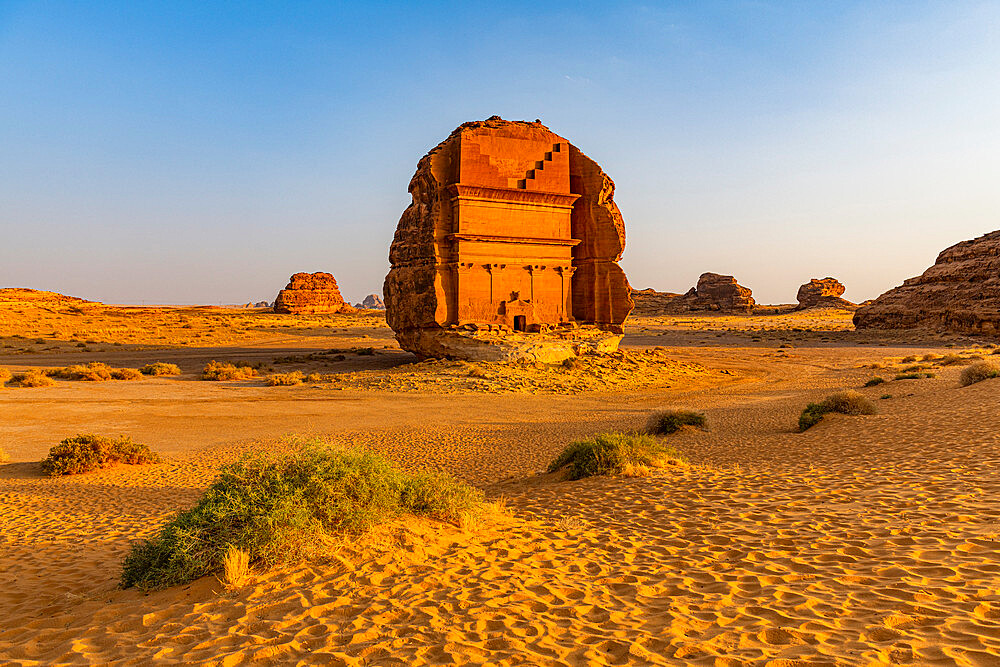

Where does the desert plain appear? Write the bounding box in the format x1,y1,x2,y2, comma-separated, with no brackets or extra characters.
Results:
1,294,999,666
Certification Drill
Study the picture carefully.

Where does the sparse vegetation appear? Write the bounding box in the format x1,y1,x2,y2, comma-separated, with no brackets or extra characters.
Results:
547,432,688,481
959,360,1000,387
48,362,144,382
265,371,304,386
0,367,10,386
864,377,886,387
901,355,917,363
0,446,9,463
220,546,250,589
799,390,877,432
645,410,707,435
7,370,56,387
140,362,182,376
938,354,964,366
202,360,258,381
119,443,485,590
40,434,161,476
894,372,933,380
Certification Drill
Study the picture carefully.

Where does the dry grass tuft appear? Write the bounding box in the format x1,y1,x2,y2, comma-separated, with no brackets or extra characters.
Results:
960,360,1000,387
0,446,9,464
220,546,250,589
645,409,707,435
140,362,182,376
548,432,688,480
8,370,56,387
202,360,258,381
799,390,877,431
49,362,144,382
264,371,304,386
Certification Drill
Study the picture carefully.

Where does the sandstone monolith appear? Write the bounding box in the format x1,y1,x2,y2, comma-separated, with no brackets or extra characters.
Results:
796,278,855,310
854,230,1000,334
383,117,633,360
273,272,354,315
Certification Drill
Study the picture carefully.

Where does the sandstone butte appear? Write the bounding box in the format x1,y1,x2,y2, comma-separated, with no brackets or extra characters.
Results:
273,272,355,315
796,277,856,310
357,294,385,310
383,117,633,361
631,273,754,315
854,229,1000,334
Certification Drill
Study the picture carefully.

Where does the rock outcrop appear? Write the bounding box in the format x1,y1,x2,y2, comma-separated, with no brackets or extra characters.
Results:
796,278,855,310
854,230,1000,334
356,294,385,310
629,288,684,316
273,273,354,315
383,116,633,360
684,273,755,312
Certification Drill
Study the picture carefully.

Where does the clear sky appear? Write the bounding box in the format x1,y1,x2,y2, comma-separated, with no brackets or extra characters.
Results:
1,1,998,305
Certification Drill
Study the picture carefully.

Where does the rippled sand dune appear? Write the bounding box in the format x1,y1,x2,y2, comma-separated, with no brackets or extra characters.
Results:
2,309,999,665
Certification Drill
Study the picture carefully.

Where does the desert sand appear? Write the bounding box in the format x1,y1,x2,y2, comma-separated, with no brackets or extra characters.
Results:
2,302,999,665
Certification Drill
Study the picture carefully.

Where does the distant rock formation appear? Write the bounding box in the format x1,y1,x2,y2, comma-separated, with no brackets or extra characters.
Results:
0,288,98,308
630,274,754,315
796,278,856,310
685,273,755,313
383,116,631,360
242,301,271,309
273,272,355,315
854,230,1000,334
356,294,385,310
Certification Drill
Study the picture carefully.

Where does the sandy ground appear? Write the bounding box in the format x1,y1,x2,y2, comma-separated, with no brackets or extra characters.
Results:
2,306,999,665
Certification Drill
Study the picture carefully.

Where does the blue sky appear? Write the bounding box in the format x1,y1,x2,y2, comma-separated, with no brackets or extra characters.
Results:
1,1,998,305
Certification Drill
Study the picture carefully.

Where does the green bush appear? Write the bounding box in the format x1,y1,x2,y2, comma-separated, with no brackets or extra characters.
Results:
799,390,877,432
547,432,687,481
960,360,1000,387
202,360,257,381
264,371,304,386
119,443,484,590
863,377,886,387
40,434,160,476
7,370,55,387
645,410,707,435
140,362,182,376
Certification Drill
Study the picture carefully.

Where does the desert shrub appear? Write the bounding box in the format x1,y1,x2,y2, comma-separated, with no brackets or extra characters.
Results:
202,360,257,381
140,362,182,376
111,367,144,381
864,377,886,387
221,546,250,589
894,372,933,380
547,432,687,481
304,373,323,383
993,348,1000,355
8,370,56,387
40,434,160,476
938,354,964,366
901,364,926,372
799,390,877,432
921,353,941,361
265,371,304,386
645,410,707,435
0,367,10,386
880,394,892,399
119,443,484,590
901,355,917,363
49,362,143,381
960,360,1000,387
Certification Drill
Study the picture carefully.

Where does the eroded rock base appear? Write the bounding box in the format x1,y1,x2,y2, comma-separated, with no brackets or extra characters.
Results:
397,326,623,363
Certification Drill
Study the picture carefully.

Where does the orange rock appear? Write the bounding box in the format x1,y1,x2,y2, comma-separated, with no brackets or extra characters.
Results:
796,278,855,310
273,272,355,315
855,230,1000,333
384,117,633,358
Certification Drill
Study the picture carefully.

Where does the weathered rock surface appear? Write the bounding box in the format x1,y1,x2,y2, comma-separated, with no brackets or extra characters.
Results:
402,326,623,363
383,116,632,360
685,273,755,312
0,288,98,308
273,273,355,314
854,230,1000,334
629,288,685,316
796,278,855,310
357,294,385,310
